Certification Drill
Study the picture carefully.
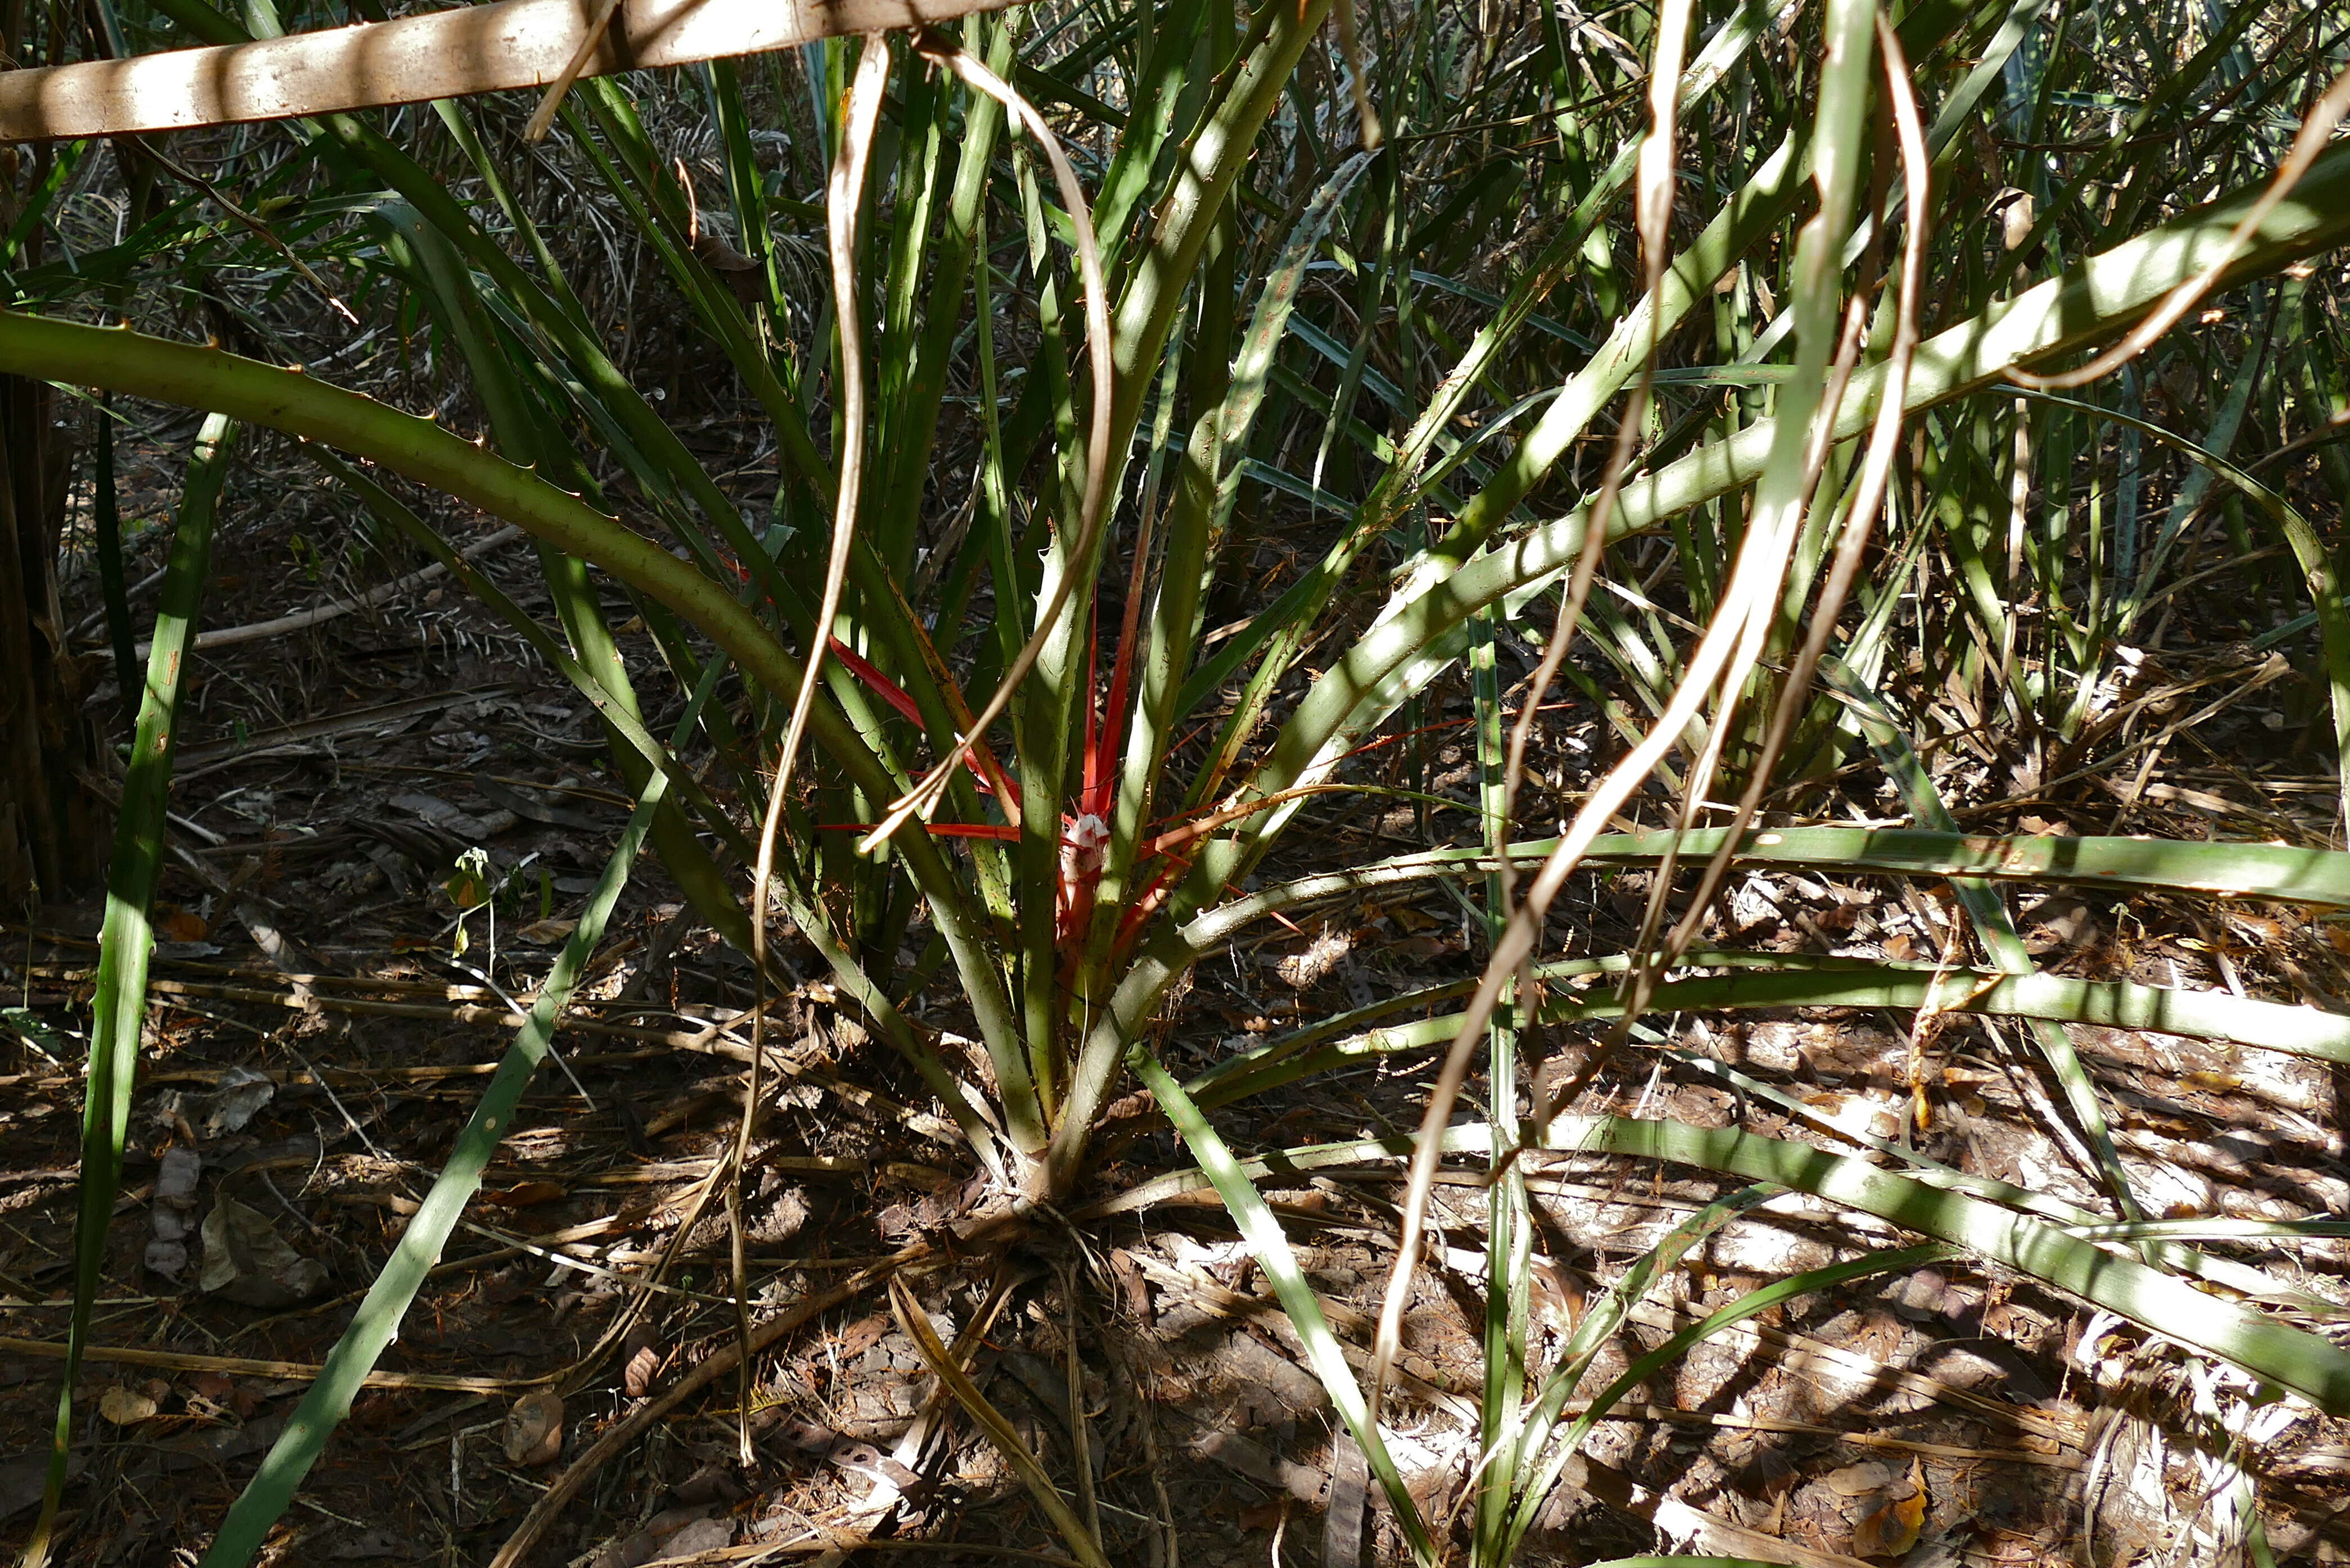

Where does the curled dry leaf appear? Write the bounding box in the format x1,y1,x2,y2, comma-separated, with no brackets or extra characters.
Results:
670,1461,742,1505
1803,1090,1904,1143
1853,1487,1927,1558
622,1334,662,1399
621,1345,660,1399
835,1313,890,1359
482,1180,566,1208
656,1517,733,1556
1735,1445,1797,1499
1276,928,1353,989
1826,1460,1893,1498
198,1194,329,1307
155,1145,203,1206
589,1506,726,1568
183,1368,247,1420
502,1389,564,1466
204,1064,276,1136
155,905,210,944
98,1385,159,1425
690,233,766,306
1846,1456,1928,1559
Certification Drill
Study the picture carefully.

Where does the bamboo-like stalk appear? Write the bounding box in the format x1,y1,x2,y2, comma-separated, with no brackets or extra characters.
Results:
0,0,1040,140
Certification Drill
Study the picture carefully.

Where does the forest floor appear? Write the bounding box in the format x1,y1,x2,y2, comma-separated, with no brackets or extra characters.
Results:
2,423,2349,1568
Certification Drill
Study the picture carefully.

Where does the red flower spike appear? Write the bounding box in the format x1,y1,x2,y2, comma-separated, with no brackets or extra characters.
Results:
828,637,1021,808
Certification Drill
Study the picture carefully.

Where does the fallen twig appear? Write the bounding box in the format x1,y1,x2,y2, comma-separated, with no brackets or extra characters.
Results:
487,1271,881,1568
0,1333,533,1393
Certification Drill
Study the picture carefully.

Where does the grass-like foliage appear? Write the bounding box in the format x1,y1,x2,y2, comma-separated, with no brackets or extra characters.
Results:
3,0,2349,1559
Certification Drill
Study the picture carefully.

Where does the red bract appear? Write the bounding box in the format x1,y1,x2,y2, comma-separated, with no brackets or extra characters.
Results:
818,585,1165,960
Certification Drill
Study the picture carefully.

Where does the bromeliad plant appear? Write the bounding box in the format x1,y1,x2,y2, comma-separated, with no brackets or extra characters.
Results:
10,0,2350,1559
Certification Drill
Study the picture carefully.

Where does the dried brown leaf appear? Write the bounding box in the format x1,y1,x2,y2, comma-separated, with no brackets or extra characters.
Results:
502,1390,564,1466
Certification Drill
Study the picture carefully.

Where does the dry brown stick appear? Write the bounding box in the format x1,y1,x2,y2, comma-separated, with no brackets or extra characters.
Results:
19,958,819,1017
139,1050,669,1086
0,1333,532,1393
1622,1298,2079,1448
168,686,523,769
223,1215,641,1341
496,1198,1043,1568
805,1263,1027,1568
1556,1452,1881,1568
27,975,964,1142
522,0,623,142
724,1545,1085,1564
486,1268,886,1568
43,972,739,1051
1564,1402,2079,1469
133,525,524,658
559,1113,771,1409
